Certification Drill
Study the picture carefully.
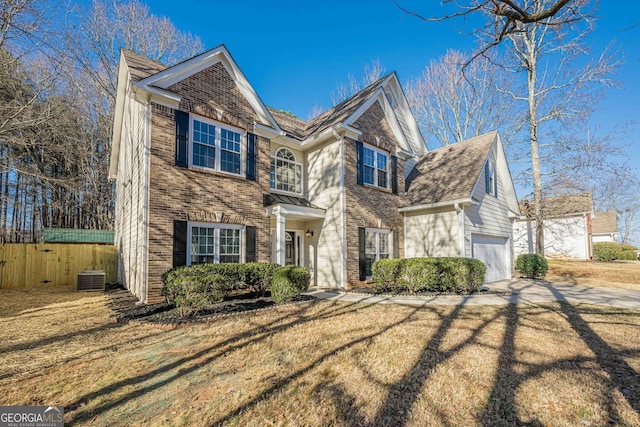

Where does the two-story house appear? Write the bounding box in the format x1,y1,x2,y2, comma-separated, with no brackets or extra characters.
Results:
110,45,520,303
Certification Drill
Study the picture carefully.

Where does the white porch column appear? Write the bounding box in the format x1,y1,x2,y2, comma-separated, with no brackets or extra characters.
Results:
275,207,286,266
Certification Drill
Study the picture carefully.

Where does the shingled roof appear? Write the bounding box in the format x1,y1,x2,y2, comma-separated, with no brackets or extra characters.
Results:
265,74,390,140
405,132,497,206
592,210,617,234
121,49,168,81
519,193,593,219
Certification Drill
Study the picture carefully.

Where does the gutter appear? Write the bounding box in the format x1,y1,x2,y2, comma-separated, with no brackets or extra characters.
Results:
398,198,476,213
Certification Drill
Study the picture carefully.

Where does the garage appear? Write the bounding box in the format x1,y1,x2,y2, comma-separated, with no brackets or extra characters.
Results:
471,234,511,283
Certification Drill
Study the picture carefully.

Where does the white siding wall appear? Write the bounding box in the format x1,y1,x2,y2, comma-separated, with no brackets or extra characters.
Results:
306,140,343,287
404,207,460,257
514,216,589,260
465,145,514,272
114,91,149,301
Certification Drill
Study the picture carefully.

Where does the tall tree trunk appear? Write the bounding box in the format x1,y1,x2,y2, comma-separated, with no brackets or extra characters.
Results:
525,30,545,256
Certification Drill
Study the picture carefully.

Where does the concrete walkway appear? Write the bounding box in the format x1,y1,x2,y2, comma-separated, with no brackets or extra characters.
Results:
308,279,640,310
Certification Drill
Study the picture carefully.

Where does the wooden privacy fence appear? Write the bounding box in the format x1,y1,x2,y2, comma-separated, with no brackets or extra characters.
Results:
0,244,118,289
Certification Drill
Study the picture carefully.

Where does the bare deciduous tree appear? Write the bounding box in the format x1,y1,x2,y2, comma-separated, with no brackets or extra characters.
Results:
331,59,386,105
406,49,521,148
400,0,618,256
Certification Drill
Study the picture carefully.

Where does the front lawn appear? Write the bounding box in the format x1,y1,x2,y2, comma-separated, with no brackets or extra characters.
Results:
547,259,640,290
1,288,639,426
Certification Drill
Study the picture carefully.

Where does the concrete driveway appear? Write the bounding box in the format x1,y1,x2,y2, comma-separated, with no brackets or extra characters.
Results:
310,279,640,310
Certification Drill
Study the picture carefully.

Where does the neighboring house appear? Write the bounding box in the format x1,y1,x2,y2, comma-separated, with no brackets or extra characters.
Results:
110,45,519,303
514,193,594,260
591,211,617,244
403,133,521,283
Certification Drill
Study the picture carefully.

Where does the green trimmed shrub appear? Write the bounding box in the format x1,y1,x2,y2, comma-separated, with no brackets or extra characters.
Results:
271,266,311,302
172,274,229,316
242,262,281,295
372,257,486,293
515,254,548,279
372,258,403,291
593,242,623,262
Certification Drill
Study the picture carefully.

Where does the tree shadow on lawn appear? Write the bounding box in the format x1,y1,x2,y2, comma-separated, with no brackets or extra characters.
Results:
64,298,380,424
64,296,640,426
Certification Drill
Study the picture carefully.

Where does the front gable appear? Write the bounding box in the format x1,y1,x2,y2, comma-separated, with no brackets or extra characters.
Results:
168,62,261,130
469,135,520,217
136,45,280,131
350,100,398,153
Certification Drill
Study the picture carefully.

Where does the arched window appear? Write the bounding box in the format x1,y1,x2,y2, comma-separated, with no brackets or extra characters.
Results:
270,147,302,194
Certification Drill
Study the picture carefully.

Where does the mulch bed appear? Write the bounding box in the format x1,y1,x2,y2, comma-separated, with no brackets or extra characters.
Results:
109,291,317,329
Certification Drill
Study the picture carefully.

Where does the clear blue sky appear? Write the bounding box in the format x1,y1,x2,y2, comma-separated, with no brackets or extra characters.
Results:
144,0,638,190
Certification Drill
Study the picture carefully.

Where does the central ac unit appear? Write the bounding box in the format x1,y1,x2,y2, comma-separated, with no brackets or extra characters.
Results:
77,270,106,291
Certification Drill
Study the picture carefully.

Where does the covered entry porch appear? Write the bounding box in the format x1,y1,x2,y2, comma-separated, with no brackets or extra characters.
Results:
264,194,325,268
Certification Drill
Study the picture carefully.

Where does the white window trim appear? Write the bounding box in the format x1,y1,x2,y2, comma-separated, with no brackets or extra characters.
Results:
270,147,304,195
189,114,246,177
187,222,245,265
365,227,393,279
363,143,390,189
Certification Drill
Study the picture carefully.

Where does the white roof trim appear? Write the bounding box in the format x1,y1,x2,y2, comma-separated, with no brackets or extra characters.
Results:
384,73,427,156
399,198,476,213
109,53,130,180
266,204,325,219
137,45,280,131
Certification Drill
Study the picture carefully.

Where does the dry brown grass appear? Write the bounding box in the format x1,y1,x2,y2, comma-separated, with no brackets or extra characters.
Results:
1,288,639,426
547,259,640,290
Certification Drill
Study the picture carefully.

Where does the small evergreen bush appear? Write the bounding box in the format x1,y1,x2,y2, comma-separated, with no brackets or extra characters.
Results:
372,258,403,291
172,274,229,316
241,262,281,295
515,254,548,279
593,242,623,262
270,266,311,302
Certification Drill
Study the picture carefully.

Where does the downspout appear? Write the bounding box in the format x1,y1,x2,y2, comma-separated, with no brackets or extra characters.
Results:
332,129,347,289
455,203,465,257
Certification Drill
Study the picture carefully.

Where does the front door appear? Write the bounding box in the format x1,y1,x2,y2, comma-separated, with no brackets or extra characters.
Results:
285,231,296,265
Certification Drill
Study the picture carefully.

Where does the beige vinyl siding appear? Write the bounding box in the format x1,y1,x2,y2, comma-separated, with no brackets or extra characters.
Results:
464,145,513,263
404,207,460,258
114,91,149,301
306,140,343,287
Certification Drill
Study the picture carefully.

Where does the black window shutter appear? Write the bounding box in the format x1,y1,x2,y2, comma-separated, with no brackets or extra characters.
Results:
245,226,257,262
391,155,398,194
485,162,491,194
246,133,257,181
175,110,189,167
173,220,187,267
358,227,366,280
393,230,400,258
356,140,364,186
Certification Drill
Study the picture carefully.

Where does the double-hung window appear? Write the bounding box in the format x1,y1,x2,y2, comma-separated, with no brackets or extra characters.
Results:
270,147,303,194
362,144,389,189
189,223,243,265
190,115,244,175
364,228,391,278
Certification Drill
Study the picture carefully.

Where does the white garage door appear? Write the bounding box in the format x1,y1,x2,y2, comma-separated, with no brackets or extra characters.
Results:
472,234,510,283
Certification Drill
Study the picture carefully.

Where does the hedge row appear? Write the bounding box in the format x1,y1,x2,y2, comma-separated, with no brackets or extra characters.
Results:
161,263,310,316
593,242,638,262
372,257,486,293
515,254,548,279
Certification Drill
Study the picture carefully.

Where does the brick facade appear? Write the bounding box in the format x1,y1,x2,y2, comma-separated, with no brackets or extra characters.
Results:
145,64,272,302
345,101,407,288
